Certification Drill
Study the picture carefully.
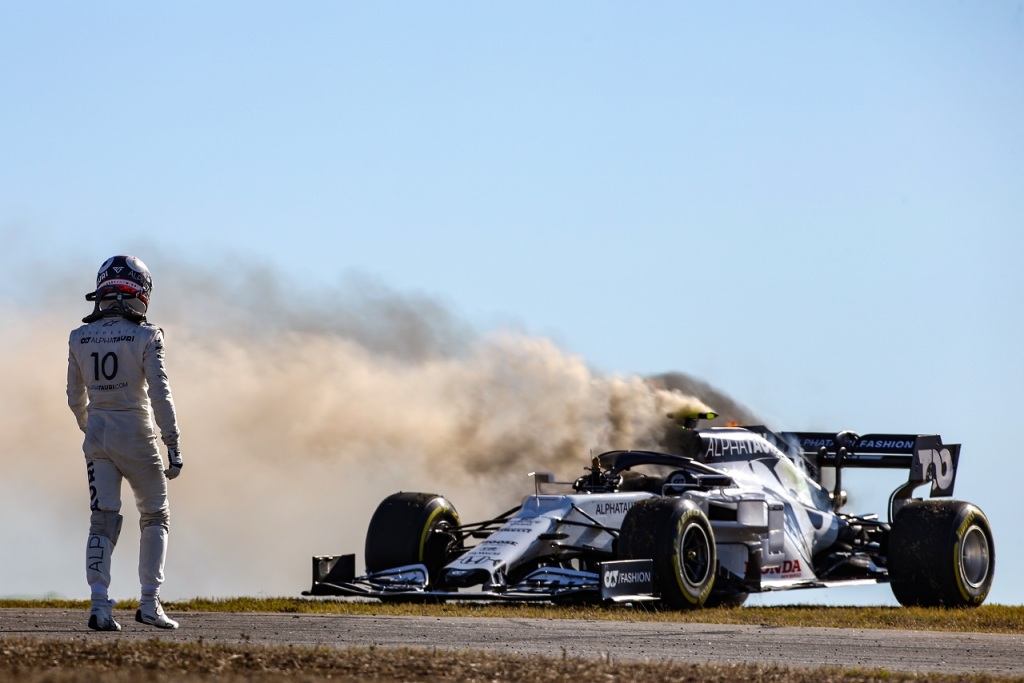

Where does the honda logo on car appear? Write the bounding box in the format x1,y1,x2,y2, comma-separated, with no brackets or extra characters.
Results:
763,560,802,576
745,559,804,578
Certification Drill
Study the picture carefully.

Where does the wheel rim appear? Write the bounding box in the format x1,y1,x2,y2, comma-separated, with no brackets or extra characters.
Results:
424,520,457,569
680,524,711,586
960,525,991,589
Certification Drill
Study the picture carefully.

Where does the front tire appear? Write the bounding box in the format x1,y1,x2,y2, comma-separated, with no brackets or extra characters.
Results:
364,492,462,588
619,498,716,609
888,500,995,607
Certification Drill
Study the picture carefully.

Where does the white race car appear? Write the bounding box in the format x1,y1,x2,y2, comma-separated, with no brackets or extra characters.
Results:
306,415,995,608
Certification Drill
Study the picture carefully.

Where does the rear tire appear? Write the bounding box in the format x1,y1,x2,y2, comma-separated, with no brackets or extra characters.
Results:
888,500,994,607
364,492,462,588
619,498,716,609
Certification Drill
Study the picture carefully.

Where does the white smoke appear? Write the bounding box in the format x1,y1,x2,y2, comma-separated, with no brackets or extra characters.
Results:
0,262,712,600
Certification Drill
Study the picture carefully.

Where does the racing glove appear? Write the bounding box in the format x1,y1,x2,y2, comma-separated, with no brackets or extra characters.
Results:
164,447,183,480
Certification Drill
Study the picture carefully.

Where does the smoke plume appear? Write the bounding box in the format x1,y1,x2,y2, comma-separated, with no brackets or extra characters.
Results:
0,262,754,600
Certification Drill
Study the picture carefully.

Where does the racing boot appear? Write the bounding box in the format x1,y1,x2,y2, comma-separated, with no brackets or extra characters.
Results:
88,598,121,632
135,594,179,629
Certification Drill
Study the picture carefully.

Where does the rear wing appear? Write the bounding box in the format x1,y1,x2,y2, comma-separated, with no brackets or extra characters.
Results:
759,429,961,519
780,431,960,496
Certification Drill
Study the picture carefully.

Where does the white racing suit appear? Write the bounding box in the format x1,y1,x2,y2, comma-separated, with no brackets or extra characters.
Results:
67,315,180,600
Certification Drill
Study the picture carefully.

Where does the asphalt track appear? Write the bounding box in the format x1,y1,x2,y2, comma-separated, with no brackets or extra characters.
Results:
1,608,1022,676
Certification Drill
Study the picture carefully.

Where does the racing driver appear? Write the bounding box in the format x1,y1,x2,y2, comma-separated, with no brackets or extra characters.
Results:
67,255,183,631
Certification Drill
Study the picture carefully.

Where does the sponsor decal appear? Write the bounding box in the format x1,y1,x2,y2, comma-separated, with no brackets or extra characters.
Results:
456,554,502,566
704,435,776,460
101,278,139,290
750,559,803,577
90,382,129,391
859,439,914,450
87,535,107,573
917,447,955,490
799,437,915,451
594,501,634,516
88,461,99,512
80,335,135,344
956,511,976,541
602,569,652,589
600,559,655,599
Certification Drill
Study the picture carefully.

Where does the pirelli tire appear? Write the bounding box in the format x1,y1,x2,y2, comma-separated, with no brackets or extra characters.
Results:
618,497,716,609
364,492,462,589
888,500,995,608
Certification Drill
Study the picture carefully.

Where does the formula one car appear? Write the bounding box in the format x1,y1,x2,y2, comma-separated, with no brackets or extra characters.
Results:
305,415,995,608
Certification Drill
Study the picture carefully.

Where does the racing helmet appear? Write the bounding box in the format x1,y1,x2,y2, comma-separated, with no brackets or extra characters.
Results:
84,255,153,321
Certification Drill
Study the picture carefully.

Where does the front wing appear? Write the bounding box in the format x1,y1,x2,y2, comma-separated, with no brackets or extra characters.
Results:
303,554,889,604
303,555,659,604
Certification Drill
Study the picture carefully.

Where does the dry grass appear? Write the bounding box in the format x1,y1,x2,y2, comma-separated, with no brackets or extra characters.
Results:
3,600,1023,682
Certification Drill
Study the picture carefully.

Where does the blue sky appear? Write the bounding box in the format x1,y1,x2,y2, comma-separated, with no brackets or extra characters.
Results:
2,3,1022,604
